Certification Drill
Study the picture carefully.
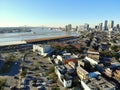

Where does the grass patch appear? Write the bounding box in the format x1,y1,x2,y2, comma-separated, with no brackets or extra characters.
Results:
48,72,58,82
21,70,27,78
51,87,60,90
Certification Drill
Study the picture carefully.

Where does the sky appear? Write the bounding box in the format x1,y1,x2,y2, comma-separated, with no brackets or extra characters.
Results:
0,0,120,27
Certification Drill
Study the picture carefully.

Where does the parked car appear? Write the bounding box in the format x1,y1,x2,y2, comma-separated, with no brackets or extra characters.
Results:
27,71,35,74
37,79,44,83
21,85,30,90
26,75,33,80
32,82,36,87
47,79,54,84
37,86,46,90
41,82,47,86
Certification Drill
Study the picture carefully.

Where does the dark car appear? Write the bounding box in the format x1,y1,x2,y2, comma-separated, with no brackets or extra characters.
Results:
37,86,46,90
26,75,33,80
14,76,19,79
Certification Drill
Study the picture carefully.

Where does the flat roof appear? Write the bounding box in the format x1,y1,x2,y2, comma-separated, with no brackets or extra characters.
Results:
0,41,26,46
65,64,72,70
84,57,98,65
87,51,99,55
64,74,72,80
68,62,75,66
77,66,88,75
26,36,73,43
84,76,115,90
33,44,51,47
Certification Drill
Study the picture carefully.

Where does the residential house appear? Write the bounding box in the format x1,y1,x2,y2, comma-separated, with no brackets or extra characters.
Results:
65,64,74,74
68,61,76,69
87,51,100,60
77,66,89,80
81,72,116,90
84,56,98,65
57,52,78,64
55,66,72,88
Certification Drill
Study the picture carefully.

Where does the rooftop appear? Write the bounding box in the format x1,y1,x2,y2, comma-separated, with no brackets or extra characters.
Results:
84,56,98,65
68,61,76,68
65,64,72,70
56,65,66,73
87,51,99,55
26,36,73,43
62,54,78,60
84,76,115,90
33,44,51,47
77,66,88,75
0,41,26,46
63,74,73,80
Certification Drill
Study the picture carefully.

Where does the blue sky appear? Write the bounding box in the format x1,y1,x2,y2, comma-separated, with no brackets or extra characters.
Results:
0,0,120,27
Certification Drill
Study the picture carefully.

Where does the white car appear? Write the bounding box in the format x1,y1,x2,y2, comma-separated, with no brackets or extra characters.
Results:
41,82,47,86
20,85,25,88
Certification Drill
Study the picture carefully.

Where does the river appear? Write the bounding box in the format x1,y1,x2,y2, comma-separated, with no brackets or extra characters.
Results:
0,28,78,42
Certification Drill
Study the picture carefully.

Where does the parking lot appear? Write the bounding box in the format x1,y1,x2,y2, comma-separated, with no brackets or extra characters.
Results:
0,49,79,90
19,52,57,90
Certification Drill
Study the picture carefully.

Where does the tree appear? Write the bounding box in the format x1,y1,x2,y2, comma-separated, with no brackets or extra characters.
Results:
111,46,119,52
5,54,17,63
21,70,27,78
0,78,6,90
52,87,60,90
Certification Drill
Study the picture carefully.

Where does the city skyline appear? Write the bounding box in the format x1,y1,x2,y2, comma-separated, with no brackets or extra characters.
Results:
0,0,120,27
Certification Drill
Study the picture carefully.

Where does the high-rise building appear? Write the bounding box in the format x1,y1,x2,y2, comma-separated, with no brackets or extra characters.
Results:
95,25,99,30
67,24,72,30
84,23,89,31
65,25,68,31
99,23,103,31
78,25,84,31
109,20,114,29
75,26,78,31
65,24,72,31
104,20,108,31
116,24,120,31
116,24,119,29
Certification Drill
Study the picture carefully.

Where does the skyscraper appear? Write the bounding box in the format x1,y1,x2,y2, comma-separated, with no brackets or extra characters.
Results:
65,24,72,31
67,24,72,30
104,20,108,31
109,20,114,29
78,25,84,31
95,25,99,30
84,23,89,31
99,23,103,31
75,26,78,31
116,24,120,31
116,24,119,29
65,25,68,31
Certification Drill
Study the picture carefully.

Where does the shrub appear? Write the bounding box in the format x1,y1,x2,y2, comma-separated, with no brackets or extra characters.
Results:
0,78,6,90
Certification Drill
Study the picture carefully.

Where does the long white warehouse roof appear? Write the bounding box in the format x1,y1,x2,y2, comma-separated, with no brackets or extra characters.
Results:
84,56,98,65
0,41,27,46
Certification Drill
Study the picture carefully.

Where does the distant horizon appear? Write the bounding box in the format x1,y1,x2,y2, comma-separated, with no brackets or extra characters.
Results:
0,20,119,28
0,0,120,27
